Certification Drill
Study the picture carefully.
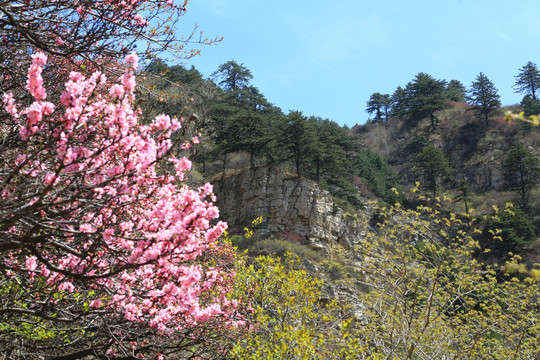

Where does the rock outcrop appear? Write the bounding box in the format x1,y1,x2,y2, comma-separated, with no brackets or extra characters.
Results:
212,166,364,251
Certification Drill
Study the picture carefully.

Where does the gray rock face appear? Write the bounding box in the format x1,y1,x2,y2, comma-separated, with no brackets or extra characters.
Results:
212,166,364,251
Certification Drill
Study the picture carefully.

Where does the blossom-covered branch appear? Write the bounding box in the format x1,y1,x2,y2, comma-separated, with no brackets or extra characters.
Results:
0,52,242,359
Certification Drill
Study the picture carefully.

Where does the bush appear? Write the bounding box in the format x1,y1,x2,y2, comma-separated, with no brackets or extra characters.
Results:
248,238,323,263
485,204,537,255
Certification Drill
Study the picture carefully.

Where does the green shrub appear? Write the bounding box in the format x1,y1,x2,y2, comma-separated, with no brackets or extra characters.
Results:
485,204,537,255
248,238,323,263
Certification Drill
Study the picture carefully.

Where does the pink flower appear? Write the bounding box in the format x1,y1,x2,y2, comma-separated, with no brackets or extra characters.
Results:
172,156,191,172
121,73,136,93
30,52,47,67
133,14,147,26
89,299,102,308
26,256,38,271
58,282,75,293
109,84,125,99
3,93,17,116
79,224,94,233
125,52,139,71
40,265,50,277
170,117,181,131
15,154,26,166
153,114,171,130
43,173,56,186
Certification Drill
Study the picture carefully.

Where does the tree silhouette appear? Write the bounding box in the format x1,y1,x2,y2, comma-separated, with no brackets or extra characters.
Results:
514,61,540,101
502,143,540,211
467,72,501,126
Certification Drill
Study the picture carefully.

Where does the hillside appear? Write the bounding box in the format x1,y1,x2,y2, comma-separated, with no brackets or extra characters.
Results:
356,101,540,216
140,59,540,263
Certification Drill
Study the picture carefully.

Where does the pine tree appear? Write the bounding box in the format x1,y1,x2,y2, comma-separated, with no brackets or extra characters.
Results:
455,183,473,215
467,72,501,126
414,144,452,197
514,61,540,101
366,93,392,123
404,73,447,131
307,117,350,183
276,111,317,177
502,143,540,211
445,79,467,102
391,86,409,120
212,60,253,93
209,61,282,169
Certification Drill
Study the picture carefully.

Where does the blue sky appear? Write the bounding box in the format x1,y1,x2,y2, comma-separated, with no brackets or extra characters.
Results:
176,0,540,127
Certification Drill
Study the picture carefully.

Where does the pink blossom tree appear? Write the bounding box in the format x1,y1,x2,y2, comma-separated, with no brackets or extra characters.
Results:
0,0,222,100
0,51,243,359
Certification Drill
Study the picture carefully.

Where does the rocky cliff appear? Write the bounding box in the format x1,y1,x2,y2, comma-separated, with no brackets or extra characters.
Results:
212,166,365,251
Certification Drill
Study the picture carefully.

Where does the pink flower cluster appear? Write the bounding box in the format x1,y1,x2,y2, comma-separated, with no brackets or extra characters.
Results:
2,52,240,337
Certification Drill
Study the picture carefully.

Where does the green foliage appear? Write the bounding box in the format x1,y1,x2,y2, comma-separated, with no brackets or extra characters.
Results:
513,61,540,101
445,79,467,102
355,201,540,359
248,238,323,264
455,183,473,214
391,85,408,120
502,142,540,210
145,58,205,85
405,135,429,153
414,144,453,197
306,117,353,184
231,201,540,360
366,92,392,123
230,254,362,360
209,64,281,169
211,60,253,92
520,94,540,117
140,58,208,127
467,72,501,126
404,73,447,130
354,149,403,204
275,110,317,177
486,204,537,254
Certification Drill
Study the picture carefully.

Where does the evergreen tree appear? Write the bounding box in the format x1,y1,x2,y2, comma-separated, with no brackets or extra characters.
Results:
445,79,467,102
366,92,384,122
514,61,540,101
208,61,284,169
391,86,409,120
467,72,501,126
486,206,536,254
354,149,402,204
414,144,452,197
502,143,540,211
520,94,540,116
366,93,391,122
277,111,316,177
455,183,473,215
308,117,351,183
405,73,447,130
212,60,253,93
145,58,205,85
